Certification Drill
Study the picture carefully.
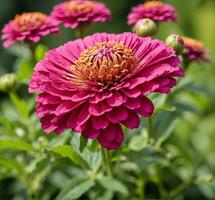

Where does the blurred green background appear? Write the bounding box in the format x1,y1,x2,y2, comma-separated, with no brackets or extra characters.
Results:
0,0,215,199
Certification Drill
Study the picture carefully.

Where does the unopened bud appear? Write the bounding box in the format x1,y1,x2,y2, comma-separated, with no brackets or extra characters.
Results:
166,34,184,55
133,18,158,37
0,73,17,92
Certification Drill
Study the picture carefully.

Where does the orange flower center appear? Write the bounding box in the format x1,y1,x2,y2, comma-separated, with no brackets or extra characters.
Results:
144,1,164,8
70,41,135,86
182,36,204,50
65,1,95,14
13,12,47,32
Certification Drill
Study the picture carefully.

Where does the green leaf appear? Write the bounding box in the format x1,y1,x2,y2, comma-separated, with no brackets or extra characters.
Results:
57,176,95,200
99,177,128,196
0,157,24,174
88,140,100,152
155,118,179,148
16,59,34,81
79,137,88,153
9,92,29,119
154,111,180,147
35,44,48,62
0,138,34,152
128,134,149,151
82,150,102,172
49,171,70,189
48,131,71,148
51,145,89,169
0,116,15,135
6,43,30,58
96,191,114,200
156,104,176,112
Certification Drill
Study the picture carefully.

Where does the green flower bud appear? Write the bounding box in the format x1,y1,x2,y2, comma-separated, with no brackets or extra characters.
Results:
133,18,158,37
166,34,184,55
0,73,17,92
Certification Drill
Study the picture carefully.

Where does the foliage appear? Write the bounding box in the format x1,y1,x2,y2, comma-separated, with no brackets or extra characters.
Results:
0,0,215,199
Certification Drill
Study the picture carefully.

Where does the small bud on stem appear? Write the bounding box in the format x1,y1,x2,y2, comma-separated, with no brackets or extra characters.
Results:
166,34,184,55
133,18,158,37
0,73,17,93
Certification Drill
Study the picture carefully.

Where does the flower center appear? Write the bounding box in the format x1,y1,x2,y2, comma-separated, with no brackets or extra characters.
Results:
65,1,95,14
144,1,164,8
13,12,47,32
70,41,135,87
182,36,204,50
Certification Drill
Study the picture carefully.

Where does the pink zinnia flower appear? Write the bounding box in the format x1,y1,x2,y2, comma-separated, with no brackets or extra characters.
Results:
50,0,111,29
182,36,210,63
29,32,183,150
128,1,177,25
1,12,59,48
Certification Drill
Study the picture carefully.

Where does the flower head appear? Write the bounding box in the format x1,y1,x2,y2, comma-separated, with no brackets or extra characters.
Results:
50,0,111,29
29,32,183,150
182,36,210,63
128,1,177,25
1,12,59,48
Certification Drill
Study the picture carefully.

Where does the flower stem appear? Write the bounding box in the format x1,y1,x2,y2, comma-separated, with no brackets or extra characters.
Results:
101,148,114,178
27,42,36,61
148,116,153,138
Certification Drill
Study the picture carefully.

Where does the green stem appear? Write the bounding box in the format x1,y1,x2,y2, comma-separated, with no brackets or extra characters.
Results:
101,148,114,178
148,117,153,138
75,23,90,38
75,28,85,38
168,180,192,199
27,42,36,61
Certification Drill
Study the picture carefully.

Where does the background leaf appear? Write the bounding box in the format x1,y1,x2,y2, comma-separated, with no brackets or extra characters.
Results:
57,176,95,200
51,145,89,169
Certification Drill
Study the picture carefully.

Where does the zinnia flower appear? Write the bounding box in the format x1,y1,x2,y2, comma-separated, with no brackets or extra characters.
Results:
128,1,177,25
1,12,59,48
182,36,210,63
50,0,111,29
29,32,183,150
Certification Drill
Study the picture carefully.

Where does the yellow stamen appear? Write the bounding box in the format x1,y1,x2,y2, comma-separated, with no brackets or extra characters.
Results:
65,1,95,13
182,36,204,50
144,1,164,8
13,12,47,32
70,41,135,86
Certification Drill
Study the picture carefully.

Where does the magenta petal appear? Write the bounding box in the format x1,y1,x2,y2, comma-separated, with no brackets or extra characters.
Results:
89,100,112,116
114,125,124,143
91,115,109,130
40,114,57,133
36,93,61,105
55,101,81,116
106,92,126,107
124,97,141,110
97,124,124,150
89,92,112,103
121,110,140,129
106,107,128,123
71,91,91,102
122,88,141,98
135,96,154,117
76,103,91,126
82,122,100,139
